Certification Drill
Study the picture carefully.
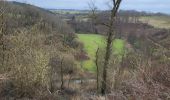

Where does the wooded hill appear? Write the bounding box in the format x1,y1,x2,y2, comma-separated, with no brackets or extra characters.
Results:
0,1,84,99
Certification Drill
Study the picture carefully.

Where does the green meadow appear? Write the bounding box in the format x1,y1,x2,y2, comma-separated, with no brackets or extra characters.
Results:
77,34,125,72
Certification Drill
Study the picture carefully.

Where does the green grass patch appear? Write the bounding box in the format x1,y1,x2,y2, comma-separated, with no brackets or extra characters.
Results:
77,33,125,72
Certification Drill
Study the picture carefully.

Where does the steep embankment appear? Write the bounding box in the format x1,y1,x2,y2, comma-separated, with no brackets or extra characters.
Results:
139,15,170,50
0,1,81,98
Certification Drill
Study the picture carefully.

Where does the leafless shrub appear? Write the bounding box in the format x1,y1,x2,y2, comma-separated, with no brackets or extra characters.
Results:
6,29,49,97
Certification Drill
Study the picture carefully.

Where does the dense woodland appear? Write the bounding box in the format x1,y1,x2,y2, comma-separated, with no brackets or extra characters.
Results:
0,1,170,100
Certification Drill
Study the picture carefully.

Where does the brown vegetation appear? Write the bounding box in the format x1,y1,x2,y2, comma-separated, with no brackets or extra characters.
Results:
0,0,170,100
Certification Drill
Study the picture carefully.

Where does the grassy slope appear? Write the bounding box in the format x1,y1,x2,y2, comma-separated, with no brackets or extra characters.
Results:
77,34,125,72
139,16,170,29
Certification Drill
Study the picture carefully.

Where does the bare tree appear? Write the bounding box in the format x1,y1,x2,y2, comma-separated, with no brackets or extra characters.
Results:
101,0,122,95
95,47,100,93
88,0,98,34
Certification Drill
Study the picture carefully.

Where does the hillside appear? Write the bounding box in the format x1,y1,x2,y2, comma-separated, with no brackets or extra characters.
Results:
138,15,170,50
1,1,74,35
0,1,82,99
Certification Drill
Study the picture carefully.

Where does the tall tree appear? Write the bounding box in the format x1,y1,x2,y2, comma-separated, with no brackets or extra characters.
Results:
101,0,122,95
88,0,98,34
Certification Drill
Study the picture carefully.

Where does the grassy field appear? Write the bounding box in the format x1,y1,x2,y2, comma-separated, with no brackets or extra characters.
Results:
139,16,170,29
50,9,89,14
77,34,125,72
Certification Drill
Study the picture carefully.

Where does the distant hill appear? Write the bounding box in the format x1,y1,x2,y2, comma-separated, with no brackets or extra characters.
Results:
118,10,170,16
2,1,74,35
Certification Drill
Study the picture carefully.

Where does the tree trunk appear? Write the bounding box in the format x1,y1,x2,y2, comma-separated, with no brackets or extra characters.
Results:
101,0,122,95
60,58,64,90
68,75,72,88
95,47,99,93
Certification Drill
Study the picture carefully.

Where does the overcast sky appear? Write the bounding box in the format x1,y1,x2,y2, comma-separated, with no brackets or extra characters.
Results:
9,0,170,14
